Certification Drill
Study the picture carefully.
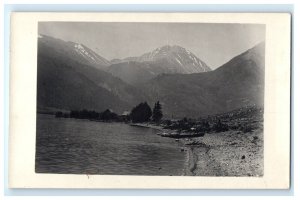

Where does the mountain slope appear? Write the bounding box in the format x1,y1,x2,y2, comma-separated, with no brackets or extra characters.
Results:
141,42,265,118
108,45,211,85
37,34,265,118
38,34,110,71
37,35,147,113
107,62,157,86
37,53,128,113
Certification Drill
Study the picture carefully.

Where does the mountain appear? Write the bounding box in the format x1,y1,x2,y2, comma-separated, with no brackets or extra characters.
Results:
37,34,147,113
108,45,211,85
141,42,265,118
137,45,211,73
107,62,158,86
37,34,265,118
38,34,110,71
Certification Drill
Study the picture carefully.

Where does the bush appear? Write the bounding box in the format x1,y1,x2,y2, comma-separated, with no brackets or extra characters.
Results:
100,109,118,121
164,120,171,126
212,119,229,132
201,121,210,132
240,125,254,133
63,113,69,118
55,111,63,118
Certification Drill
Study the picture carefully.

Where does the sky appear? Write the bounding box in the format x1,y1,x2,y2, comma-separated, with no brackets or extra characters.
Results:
39,22,265,69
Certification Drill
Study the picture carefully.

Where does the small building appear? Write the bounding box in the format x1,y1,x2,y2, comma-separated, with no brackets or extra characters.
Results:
121,111,130,121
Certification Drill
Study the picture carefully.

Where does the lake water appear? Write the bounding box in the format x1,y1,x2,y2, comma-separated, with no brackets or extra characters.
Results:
36,114,186,175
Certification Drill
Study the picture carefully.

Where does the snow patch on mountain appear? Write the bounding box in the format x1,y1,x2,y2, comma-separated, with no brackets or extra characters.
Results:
132,45,211,73
74,43,110,66
175,57,183,66
108,44,211,78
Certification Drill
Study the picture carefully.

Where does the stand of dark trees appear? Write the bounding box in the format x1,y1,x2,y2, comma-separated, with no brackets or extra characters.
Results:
55,101,228,133
54,101,162,123
55,109,124,122
130,102,152,123
54,103,261,136
152,101,163,122
129,101,163,123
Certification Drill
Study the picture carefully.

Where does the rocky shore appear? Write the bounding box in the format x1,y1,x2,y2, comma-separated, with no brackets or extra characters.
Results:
130,106,264,177
182,128,263,176
131,122,263,177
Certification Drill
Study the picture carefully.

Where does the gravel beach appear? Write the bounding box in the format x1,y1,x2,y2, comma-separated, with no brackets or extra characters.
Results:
130,122,263,176
182,129,263,176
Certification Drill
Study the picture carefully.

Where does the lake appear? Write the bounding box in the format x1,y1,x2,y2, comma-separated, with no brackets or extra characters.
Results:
35,114,186,175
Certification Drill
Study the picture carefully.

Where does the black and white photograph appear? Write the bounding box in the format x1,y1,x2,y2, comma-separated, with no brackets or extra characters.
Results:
7,11,291,189
35,22,265,177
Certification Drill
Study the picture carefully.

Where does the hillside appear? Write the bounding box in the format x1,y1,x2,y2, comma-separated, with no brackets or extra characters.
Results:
37,35,147,113
141,42,265,118
37,34,265,118
38,34,110,70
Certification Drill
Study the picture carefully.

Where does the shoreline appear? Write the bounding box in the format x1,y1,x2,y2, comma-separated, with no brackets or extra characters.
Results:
129,123,194,176
129,123,165,131
183,147,197,176
46,116,263,176
130,122,263,176
182,129,264,176
129,123,199,176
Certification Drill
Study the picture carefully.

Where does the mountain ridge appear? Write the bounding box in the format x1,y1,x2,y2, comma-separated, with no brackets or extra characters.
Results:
108,44,211,85
110,44,211,73
37,34,148,113
140,42,265,118
38,34,111,70
37,34,265,118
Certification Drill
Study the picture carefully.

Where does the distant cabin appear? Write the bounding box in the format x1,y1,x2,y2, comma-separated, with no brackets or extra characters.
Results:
121,111,130,116
121,111,130,121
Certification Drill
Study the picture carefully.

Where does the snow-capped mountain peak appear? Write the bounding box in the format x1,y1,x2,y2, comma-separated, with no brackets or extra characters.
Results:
136,45,211,73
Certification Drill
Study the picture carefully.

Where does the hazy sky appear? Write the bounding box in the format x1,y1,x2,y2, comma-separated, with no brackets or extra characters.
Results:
39,22,265,69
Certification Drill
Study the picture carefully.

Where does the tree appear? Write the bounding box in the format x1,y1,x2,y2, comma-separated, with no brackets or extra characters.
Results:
152,101,163,122
130,102,152,123
100,109,118,121
55,111,63,118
